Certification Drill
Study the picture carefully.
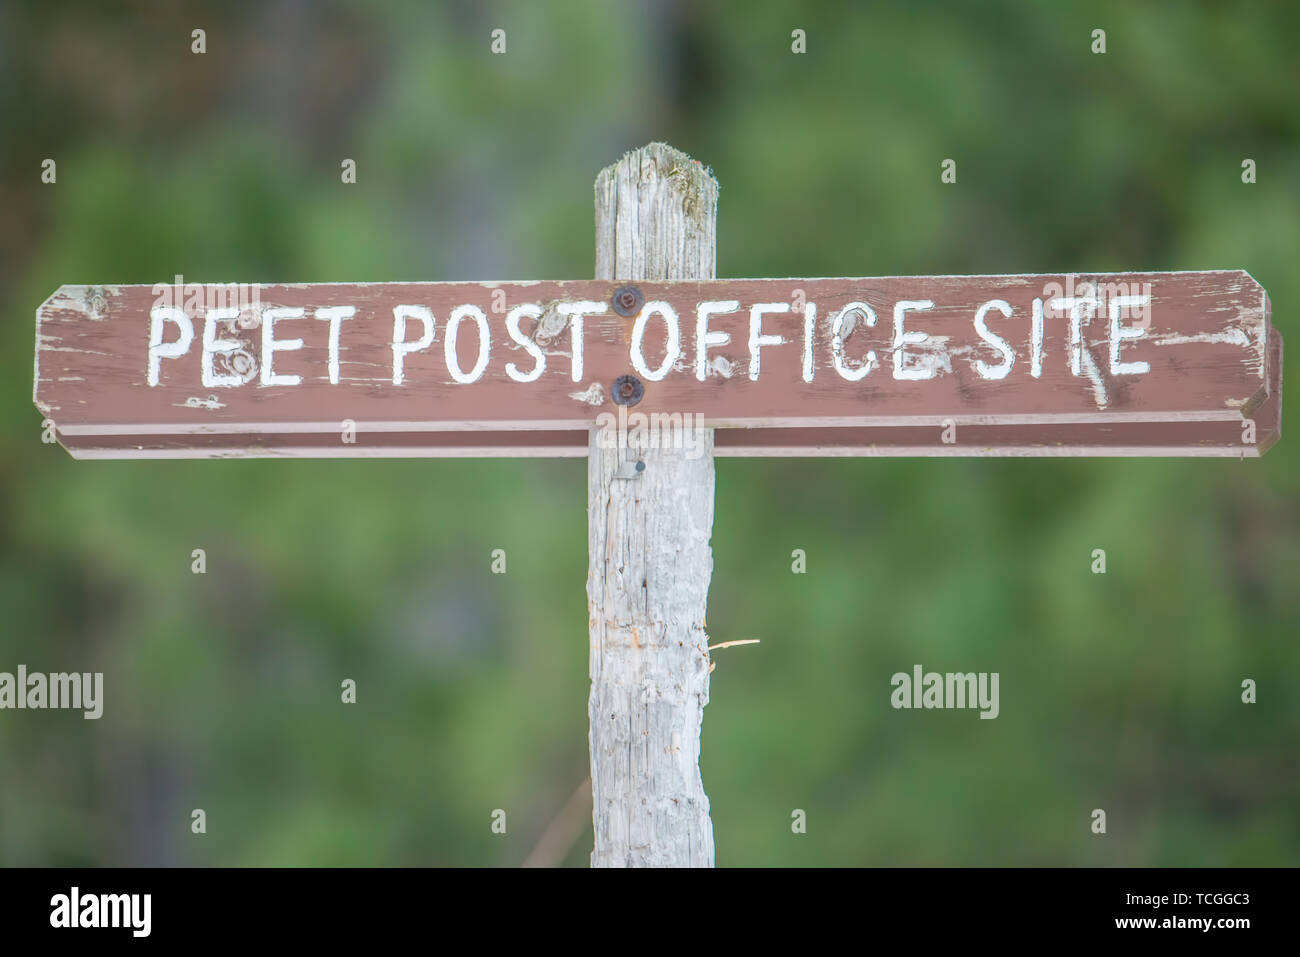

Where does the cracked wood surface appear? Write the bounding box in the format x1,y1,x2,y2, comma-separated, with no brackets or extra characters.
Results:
587,143,716,867
35,268,1277,458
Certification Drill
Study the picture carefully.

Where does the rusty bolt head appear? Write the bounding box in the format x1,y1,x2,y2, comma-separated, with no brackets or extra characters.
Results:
611,285,644,317
611,374,644,406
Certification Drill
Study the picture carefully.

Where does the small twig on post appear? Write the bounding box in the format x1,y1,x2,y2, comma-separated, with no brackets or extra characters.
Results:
587,143,718,867
706,639,760,674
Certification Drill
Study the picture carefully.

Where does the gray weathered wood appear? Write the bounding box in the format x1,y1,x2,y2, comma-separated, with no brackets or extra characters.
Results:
588,143,717,866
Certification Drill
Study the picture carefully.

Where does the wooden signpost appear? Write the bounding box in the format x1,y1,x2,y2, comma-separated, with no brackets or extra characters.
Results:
33,143,1282,866
37,273,1279,457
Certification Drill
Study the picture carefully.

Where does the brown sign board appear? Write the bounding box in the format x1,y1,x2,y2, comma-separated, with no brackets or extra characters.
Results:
34,272,1279,458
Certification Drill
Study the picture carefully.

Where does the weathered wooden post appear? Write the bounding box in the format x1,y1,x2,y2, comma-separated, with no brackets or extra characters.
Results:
588,143,717,867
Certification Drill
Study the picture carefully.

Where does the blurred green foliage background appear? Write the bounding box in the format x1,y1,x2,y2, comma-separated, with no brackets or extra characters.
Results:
1,0,1296,866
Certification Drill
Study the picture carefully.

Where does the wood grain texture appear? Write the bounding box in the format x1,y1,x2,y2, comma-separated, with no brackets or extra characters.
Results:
587,143,716,867
34,269,1277,458
48,314,1279,460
